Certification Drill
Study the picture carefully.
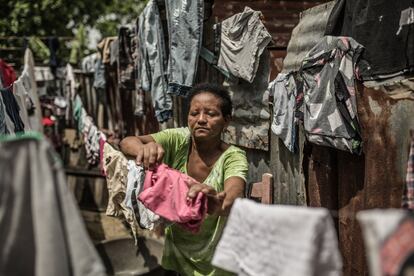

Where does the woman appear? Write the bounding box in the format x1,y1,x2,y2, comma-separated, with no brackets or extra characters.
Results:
120,83,248,275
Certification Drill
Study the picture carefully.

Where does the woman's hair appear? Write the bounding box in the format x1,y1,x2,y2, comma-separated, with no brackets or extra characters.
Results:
187,83,233,117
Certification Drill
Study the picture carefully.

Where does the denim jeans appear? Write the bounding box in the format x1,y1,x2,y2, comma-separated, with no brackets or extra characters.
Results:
165,0,204,96
138,0,172,122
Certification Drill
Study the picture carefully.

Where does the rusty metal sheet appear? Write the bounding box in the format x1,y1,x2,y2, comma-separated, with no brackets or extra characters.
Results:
306,83,414,276
282,1,335,72
271,125,307,205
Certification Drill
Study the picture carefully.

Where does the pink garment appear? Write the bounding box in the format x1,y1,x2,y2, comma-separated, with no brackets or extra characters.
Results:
138,163,207,233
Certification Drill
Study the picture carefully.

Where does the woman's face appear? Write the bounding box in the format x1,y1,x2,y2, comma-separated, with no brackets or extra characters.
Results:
188,92,229,141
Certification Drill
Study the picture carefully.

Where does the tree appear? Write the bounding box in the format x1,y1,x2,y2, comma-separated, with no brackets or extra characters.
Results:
0,0,147,66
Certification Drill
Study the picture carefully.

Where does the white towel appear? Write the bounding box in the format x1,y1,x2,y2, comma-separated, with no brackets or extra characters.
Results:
212,198,342,276
357,209,407,276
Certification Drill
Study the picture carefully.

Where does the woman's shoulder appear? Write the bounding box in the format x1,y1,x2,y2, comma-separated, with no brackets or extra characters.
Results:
151,127,190,142
222,144,248,162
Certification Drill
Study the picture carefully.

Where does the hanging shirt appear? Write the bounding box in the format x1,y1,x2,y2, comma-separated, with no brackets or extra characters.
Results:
151,127,248,276
269,72,298,152
301,36,363,154
216,7,272,83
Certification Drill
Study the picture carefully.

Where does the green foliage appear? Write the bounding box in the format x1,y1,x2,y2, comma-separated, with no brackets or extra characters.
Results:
0,0,148,65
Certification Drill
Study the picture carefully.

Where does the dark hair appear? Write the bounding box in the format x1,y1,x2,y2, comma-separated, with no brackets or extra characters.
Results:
187,83,233,117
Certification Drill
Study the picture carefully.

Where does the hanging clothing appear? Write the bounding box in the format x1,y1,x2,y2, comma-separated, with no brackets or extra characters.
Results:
269,72,298,152
165,0,204,96
118,26,136,91
357,209,414,276
222,50,271,151
0,91,14,134
24,48,43,133
216,7,272,83
13,78,32,132
137,0,172,123
81,53,98,73
402,134,414,210
325,0,414,80
301,36,363,154
83,117,101,166
126,160,162,230
0,86,25,133
150,127,248,276
102,143,140,240
0,134,106,276
0,59,17,87
212,198,342,276
97,37,117,65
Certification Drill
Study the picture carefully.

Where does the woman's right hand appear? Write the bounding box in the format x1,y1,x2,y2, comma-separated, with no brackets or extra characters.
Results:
135,142,165,169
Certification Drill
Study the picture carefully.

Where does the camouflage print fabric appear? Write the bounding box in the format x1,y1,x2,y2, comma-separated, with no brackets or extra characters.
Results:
301,36,363,154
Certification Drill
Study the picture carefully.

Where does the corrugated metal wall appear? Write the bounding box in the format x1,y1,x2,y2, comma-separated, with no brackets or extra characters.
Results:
213,1,414,275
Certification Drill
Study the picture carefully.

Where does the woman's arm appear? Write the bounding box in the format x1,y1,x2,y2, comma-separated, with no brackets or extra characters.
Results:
187,176,245,216
220,176,245,215
119,135,165,168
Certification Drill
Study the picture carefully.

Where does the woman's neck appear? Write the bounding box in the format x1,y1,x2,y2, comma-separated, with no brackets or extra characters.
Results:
191,137,222,155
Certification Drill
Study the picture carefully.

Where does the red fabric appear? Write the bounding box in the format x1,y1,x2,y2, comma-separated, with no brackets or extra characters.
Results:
42,117,55,127
138,163,207,233
0,59,17,87
380,218,414,275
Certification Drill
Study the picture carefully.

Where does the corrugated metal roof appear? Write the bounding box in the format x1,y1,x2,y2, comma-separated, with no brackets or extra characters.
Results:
282,1,335,72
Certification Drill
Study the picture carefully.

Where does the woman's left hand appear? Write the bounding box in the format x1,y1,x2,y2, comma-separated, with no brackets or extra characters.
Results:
187,182,226,216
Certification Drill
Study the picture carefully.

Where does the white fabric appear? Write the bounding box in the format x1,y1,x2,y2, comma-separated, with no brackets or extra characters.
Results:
212,198,342,276
0,91,15,134
356,209,407,276
126,160,161,230
12,76,32,131
0,137,105,276
23,48,43,132
269,72,297,152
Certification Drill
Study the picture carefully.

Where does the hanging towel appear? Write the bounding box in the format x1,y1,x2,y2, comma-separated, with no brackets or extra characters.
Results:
357,209,414,276
0,134,105,276
212,198,342,276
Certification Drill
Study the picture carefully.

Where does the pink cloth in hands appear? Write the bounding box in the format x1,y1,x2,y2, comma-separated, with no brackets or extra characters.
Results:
138,163,208,233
